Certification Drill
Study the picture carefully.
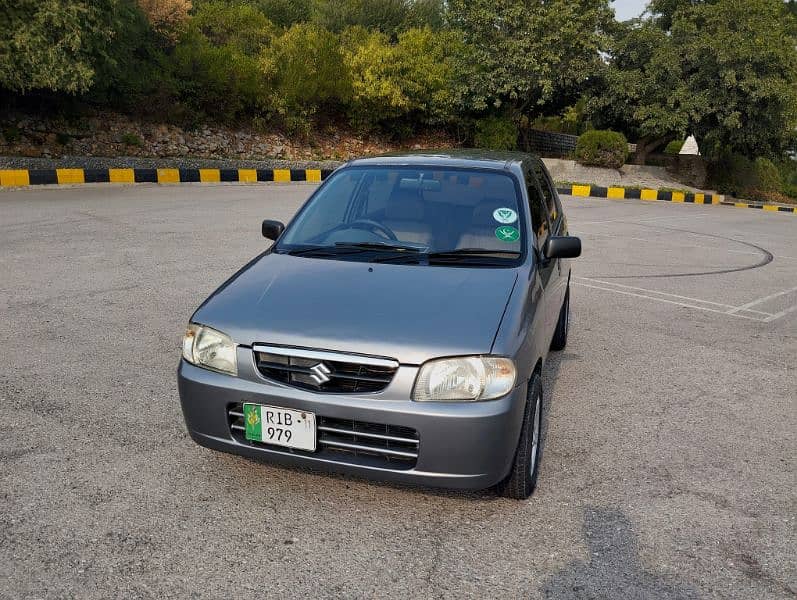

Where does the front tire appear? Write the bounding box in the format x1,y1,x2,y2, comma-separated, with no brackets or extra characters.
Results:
496,374,543,499
550,285,570,351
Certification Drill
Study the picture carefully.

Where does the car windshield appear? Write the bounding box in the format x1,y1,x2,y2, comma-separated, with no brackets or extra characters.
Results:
276,167,524,263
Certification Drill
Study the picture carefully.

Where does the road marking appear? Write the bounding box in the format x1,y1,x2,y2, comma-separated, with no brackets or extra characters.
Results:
574,277,771,314
726,285,797,314
763,303,797,322
573,281,768,321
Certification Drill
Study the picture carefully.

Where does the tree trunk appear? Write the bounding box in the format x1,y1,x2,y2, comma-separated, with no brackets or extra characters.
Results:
631,136,672,165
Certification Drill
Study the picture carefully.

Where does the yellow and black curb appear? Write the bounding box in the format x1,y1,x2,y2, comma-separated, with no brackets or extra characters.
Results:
556,184,796,214
0,167,332,186
1,168,793,215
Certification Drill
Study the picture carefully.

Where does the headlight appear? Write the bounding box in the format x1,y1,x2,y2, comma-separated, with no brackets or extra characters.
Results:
182,323,237,376
413,356,516,402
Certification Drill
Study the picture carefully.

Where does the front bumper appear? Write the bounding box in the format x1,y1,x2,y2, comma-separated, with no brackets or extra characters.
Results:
177,359,527,490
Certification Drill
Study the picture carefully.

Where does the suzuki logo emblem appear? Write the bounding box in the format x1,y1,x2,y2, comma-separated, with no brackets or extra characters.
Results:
309,362,332,385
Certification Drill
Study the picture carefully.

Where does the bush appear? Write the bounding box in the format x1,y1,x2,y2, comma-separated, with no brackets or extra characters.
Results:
575,130,628,169
709,152,787,199
344,27,464,135
777,158,797,199
752,157,782,192
473,116,517,150
170,2,274,122
264,24,351,124
664,139,684,154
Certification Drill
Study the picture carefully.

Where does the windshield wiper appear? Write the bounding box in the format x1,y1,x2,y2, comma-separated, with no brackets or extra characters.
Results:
375,248,522,266
427,248,521,260
280,245,339,257
334,241,425,253
280,242,424,259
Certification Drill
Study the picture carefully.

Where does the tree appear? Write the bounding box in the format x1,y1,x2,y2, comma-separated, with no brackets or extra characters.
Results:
587,20,686,163
447,0,613,115
591,0,797,162
247,0,311,28
312,0,444,37
672,0,797,158
87,0,175,110
0,0,117,94
137,0,192,41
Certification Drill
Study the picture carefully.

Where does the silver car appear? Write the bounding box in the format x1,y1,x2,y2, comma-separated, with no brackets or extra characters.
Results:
178,151,580,498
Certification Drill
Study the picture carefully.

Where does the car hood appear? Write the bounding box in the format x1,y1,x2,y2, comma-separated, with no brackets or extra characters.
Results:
193,253,519,365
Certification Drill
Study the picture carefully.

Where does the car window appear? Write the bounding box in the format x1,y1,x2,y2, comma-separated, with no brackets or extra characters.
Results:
533,162,560,231
526,170,550,249
290,170,360,241
278,167,524,256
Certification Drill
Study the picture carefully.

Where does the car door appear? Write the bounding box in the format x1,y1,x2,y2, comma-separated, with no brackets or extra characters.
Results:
532,160,569,314
524,162,557,336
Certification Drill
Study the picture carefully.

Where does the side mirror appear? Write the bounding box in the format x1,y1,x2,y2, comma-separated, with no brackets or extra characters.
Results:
262,219,285,241
544,236,581,260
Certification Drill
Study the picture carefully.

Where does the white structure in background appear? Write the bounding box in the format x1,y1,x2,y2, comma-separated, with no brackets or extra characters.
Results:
679,135,700,155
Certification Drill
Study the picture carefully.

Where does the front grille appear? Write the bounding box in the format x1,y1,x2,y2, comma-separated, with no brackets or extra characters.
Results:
253,347,397,394
228,403,419,469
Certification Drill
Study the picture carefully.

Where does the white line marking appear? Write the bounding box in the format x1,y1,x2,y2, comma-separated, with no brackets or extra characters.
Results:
763,303,797,322
574,277,772,315
572,281,766,321
726,285,797,314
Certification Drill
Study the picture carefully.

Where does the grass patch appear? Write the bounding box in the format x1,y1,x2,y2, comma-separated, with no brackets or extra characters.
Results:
120,132,143,147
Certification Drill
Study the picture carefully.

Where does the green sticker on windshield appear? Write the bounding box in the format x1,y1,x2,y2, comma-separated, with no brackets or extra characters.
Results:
495,226,520,243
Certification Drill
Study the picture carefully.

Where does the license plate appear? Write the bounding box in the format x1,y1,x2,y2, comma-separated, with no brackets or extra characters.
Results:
242,403,316,451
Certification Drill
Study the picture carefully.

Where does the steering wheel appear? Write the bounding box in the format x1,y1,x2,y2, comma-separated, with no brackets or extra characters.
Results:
348,219,398,241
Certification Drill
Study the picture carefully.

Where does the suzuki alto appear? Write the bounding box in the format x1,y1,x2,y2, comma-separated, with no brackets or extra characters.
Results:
178,151,581,498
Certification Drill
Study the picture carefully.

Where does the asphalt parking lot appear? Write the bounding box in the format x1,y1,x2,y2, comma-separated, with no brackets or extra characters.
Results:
1,184,795,599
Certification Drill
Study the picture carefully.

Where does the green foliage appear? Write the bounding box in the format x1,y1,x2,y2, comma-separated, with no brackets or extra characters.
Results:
575,129,628,169
752,158,782,193
587,21,686,155
0,0,117,93
121,132,143,146
473,116,517,151
3,126,22,143
85,0,174,111
191,1,276,54
710,152,785,199
171,1,274,121
591,0,797,160
777,158,797,199
344,27,465,134
664,139,683,154
529,101,590,136
263,24,351,128
250,0,311,28
312,0,444,37
447,0,613,114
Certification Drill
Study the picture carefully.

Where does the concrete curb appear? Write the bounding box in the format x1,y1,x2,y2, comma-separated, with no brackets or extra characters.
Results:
0,167,333,186
1,168,793,215
556,184,796,215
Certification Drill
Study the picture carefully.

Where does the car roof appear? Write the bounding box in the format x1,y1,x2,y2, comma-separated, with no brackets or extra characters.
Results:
345,149,539,171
